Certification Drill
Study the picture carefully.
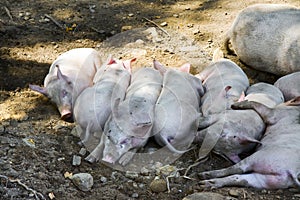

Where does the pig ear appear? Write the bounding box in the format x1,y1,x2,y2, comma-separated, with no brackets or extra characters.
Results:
178,63,190,73
153,60,167,75
238,91,245,102
238,135,261,145
29,84,49,97
220,85,232,98
56,65,72,84
122,58,136,73
286,96,300,106
106,54,116,65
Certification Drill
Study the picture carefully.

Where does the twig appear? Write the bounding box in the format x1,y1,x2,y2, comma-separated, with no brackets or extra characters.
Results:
44,14,64,29
183,156,208,178
0,174,46,200
3,6,13,21
143,17,170,37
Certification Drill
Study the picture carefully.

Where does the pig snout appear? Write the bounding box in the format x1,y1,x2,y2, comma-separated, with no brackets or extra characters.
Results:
60,108,74,122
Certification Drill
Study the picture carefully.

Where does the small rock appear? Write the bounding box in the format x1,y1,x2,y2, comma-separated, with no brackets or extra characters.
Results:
228,189,239,198
139,183,145,189
72,155,81,166
160,22,168,27
71,173,93,191
140,167,150,175
132,193,139,198
149,178,167,193
22,138,35,148
125,171,139,179
183,192,228,200
78,148,86,156
128,13,134,17
121,25,133,32
157,165,177,176
173,14,179,18
100,176,107,183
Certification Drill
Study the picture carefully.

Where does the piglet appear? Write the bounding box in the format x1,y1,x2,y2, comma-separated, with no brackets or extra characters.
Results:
224,4,300,76
90,67,163,165
195,59,249,161
197,59,249,116
73,57,134,151
274,71,300,101
29,48,102,122
152,60,204,154
199,96,300,189
244,82,284,108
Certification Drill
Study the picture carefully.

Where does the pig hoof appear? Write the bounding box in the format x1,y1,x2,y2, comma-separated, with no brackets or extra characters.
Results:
199,180,216,188
85,155,97,163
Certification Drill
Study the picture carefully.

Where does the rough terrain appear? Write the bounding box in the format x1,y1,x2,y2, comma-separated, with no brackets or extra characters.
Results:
1,0,300,199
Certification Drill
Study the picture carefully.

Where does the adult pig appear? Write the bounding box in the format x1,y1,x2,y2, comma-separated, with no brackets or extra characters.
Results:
29,48,102,122
199,96,300,189
73,58,134,147
152,60,204,154
197,59,249,116
87,67,163,164
274,71,300,101
224,4,300,76
244,82,284,108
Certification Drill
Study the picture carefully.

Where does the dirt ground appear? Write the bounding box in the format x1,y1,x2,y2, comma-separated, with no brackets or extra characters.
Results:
1,0,300,199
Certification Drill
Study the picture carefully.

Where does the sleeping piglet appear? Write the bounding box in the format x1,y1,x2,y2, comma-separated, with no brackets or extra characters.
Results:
196,82,283,163
29,48,102,122
197,59,249,116
274,71,300,101
199,96,300,189
244,82,284,108
73,57,134,151
152,60,204,154
89,67,163,165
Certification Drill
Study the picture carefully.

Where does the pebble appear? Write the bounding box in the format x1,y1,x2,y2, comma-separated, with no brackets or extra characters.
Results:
228,189,239,197
132,193,139,198
121,25,133,32
100,176,107,183
160,22,168,27
78,148,86,156
173,14,179,18
71,173,93,191
149,178,167,193
125,171,139,179
183,192,229,200
72,155,81,166
128,13,134,17
140,167,150,175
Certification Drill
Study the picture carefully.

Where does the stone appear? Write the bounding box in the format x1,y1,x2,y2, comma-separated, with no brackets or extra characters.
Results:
71,173,93,191
149,178,167,193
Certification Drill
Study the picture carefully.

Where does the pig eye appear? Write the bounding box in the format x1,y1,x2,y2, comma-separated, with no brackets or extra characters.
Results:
61,90,68,97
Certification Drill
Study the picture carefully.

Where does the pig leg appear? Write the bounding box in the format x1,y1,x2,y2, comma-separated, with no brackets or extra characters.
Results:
231,101,272,122
80,123,92,144
85,134,105,163
200,173,288,189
